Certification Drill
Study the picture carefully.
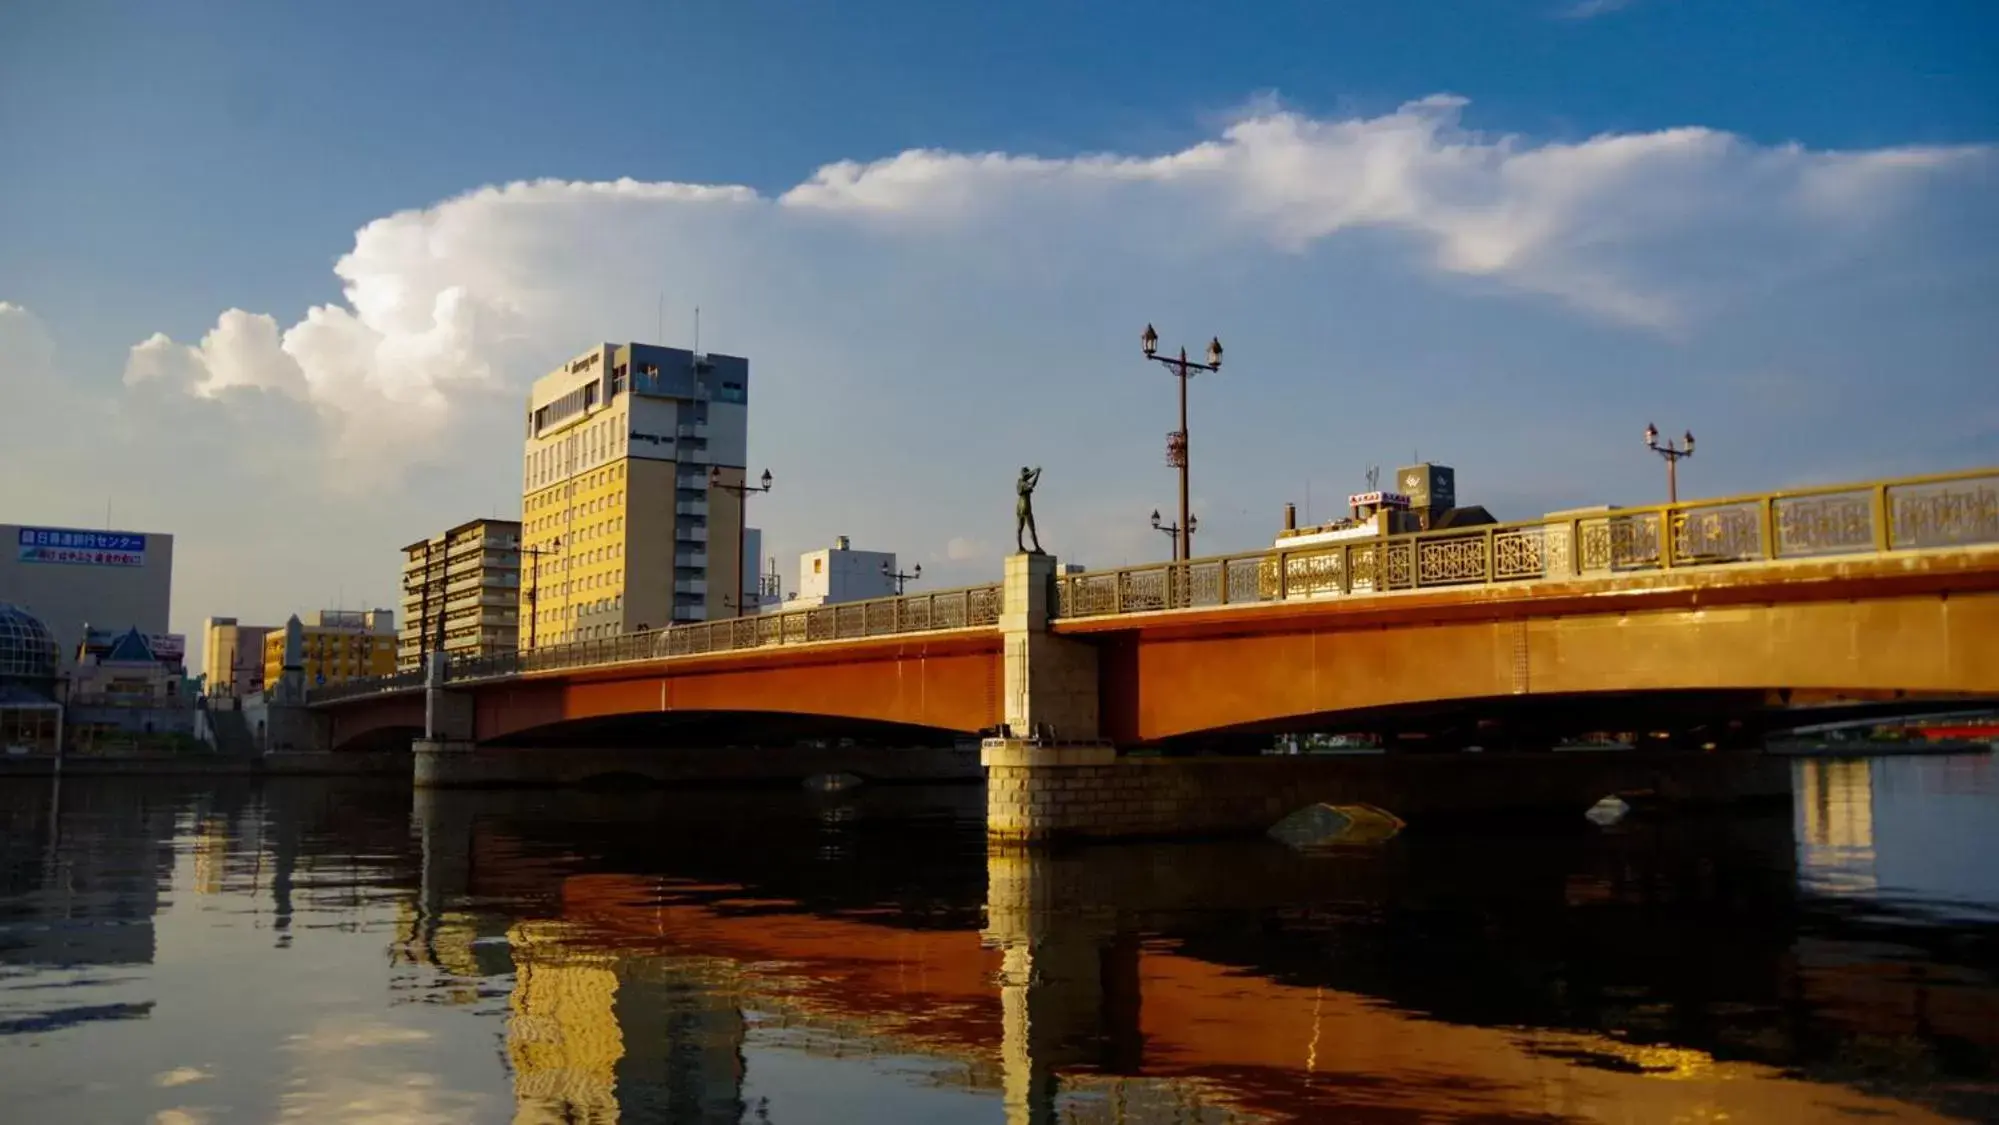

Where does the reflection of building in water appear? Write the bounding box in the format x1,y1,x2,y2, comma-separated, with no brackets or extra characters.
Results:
1796,758,1878,895
0,780,175,966
189,814,229,895
505,920,746,1125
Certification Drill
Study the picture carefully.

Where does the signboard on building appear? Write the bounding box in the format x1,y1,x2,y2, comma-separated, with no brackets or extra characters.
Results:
16,527,148,567
1346,491,1411,510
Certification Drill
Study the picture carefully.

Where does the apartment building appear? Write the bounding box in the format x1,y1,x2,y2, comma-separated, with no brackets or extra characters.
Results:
521,343,750,645
398,517,522,668
261,609,396,689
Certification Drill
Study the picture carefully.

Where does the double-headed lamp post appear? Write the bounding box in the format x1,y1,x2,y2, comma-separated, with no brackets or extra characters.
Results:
1644,423,1695,503
521,536,561,650
1149,509,1197,560
710,466,773,617
881,559,922,595
1141,324,1222,562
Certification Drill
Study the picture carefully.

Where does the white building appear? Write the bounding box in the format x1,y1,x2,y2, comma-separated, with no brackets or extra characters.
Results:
790,536,899,608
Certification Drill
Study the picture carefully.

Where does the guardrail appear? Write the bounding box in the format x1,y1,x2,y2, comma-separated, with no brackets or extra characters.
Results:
309,582,1004,703
1056,469,1999,620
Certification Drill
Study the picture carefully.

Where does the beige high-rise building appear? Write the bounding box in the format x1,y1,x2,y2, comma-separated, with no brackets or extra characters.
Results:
521,343,752,646
201,616,271,697
398,518,523,668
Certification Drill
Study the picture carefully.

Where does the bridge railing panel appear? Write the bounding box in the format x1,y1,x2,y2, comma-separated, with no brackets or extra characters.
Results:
308,581,1003,701
1053,467,1999,622
1888,475,1999,550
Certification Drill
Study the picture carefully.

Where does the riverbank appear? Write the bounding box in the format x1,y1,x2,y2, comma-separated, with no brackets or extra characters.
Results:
1764,739,1993,758
0,751,406,778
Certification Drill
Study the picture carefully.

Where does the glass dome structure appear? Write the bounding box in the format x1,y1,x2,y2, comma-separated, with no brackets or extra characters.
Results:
0,603,61,681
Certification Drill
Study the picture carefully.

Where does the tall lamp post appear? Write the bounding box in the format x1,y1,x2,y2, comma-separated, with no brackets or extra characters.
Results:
522,536,561,650
1140,324,1223,562
1644,423,1695,503
881,559,922,595
1149,509,1197,560
710,467,773,617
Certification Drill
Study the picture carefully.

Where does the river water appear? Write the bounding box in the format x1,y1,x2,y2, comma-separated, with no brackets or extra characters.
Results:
1,753,1995,1124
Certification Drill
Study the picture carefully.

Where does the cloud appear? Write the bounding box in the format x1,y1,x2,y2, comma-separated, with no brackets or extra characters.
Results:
944,537,989,562
1560,0,1639,18
1,96,1992,657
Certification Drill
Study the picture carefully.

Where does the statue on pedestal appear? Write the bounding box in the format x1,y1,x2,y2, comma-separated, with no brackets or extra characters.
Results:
1016,466,1044,554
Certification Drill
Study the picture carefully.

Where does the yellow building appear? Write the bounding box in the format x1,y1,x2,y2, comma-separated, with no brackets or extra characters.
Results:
261,609,397,689
398,517,523,669
201,616,271,697
521,343,753,646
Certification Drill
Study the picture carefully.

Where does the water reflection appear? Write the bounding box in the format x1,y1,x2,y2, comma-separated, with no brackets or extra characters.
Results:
0,757,1994,1123
1799,758,1880,896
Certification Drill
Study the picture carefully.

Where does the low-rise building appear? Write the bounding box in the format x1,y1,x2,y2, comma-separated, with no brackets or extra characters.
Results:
66,626,197,753
201,616,271,697
790,536,898,608
263,610,396,689
399,518,522,668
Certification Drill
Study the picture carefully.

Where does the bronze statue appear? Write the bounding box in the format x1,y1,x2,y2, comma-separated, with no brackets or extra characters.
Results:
1016,466,1044,554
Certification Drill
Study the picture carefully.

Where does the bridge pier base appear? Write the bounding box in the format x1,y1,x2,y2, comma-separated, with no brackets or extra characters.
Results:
984,748,1793,844
412,739,479,788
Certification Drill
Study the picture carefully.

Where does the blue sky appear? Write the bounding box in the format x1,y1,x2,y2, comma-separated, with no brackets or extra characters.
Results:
1,0,1995,651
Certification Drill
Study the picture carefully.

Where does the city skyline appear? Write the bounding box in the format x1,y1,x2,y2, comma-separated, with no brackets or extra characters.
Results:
2,1,1995,673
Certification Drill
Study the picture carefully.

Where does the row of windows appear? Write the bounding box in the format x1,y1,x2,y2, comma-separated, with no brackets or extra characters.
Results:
527,569,625,600
526,465,625,509
525,417,628,490
532,594,624,622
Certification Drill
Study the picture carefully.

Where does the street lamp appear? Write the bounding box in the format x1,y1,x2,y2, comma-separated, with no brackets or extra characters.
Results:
522,535,561,649
710,467,773,617
1644,423,1696,503
881,559,922,595
1141,324,1223,562
1149,509,1197,559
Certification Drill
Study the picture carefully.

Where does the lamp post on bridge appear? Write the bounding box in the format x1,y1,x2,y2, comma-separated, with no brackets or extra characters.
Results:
709,467,773,617
881,559,922,595
1140,324,1223,562
1149,509,1197,560
522,536,561,650
1644,423,1695,503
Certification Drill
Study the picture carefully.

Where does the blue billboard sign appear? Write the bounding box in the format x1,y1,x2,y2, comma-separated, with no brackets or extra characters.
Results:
16,526,148,567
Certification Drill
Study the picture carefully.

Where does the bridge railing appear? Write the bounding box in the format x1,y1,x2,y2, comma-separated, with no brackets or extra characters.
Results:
1055,468,1999,620
309,582,1004,701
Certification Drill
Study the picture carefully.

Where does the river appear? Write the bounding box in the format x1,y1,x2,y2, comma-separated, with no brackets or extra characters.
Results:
2,752,1995,1123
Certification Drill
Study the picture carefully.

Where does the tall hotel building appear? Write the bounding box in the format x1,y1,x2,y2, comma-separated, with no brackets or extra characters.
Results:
521,343,750,645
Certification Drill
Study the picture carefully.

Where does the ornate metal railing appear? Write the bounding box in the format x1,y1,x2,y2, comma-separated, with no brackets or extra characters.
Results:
309,583,1004,703
1056,469,1999,620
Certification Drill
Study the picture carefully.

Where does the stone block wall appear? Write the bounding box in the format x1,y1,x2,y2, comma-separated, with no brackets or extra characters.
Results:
988,750,1792,843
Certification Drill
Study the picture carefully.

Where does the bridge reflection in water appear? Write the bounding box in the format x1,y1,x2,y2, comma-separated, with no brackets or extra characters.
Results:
392,769,1999,1124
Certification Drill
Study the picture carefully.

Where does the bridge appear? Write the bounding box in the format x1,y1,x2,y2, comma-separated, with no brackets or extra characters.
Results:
313,469,1999,839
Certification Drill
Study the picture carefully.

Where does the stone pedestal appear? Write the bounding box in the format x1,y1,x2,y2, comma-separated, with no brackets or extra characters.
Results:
1000,553,1098,743
984,739,1117,843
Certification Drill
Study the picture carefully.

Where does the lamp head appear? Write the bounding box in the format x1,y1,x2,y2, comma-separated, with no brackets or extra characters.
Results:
1644,422,1659,448
1141,323,1158,357
1206,337,1223,369
1150,509,1162,529
760,469,773,489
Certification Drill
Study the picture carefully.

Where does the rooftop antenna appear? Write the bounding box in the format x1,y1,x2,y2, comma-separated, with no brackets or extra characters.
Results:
694,305,701,356
1365,466,1380,491
655,292,663,345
